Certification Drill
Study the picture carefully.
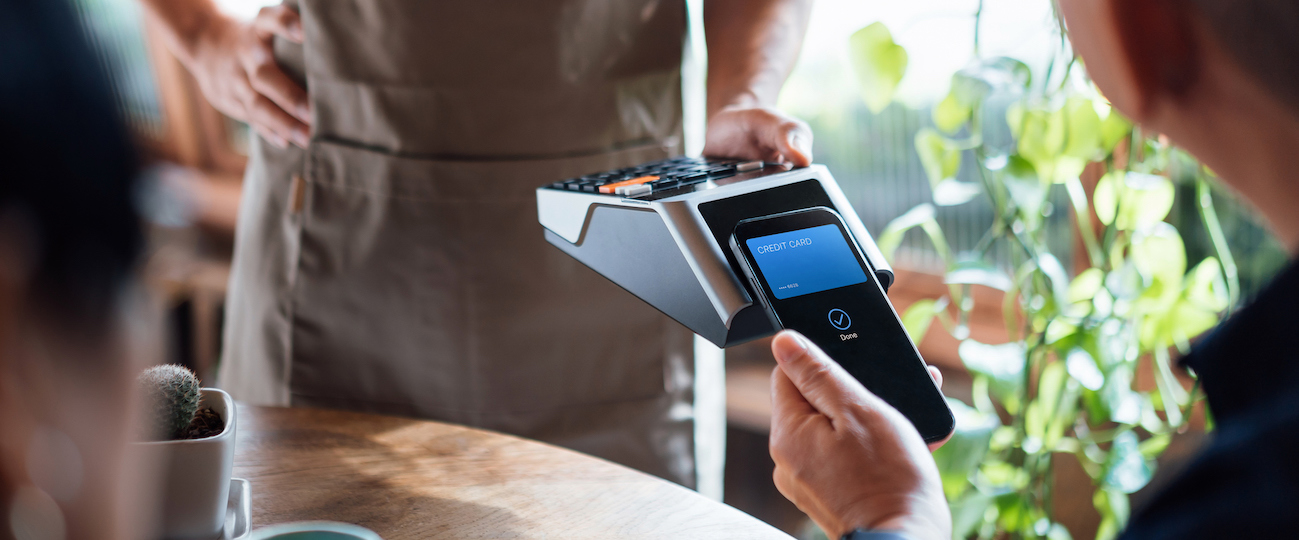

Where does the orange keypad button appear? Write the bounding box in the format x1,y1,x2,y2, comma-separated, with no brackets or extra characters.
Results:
599,175,659,194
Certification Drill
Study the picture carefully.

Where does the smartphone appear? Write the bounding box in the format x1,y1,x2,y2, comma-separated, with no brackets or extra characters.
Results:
730,207,954,442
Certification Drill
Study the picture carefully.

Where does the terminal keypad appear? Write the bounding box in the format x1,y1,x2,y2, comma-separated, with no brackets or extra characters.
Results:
545,157,762,197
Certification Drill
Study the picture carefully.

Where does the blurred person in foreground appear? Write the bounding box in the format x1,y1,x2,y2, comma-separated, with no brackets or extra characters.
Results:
767,0,1299,538
0,0,148,538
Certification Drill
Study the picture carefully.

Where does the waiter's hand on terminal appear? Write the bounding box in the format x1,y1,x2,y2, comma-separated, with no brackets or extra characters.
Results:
702,0,815,167
142,2,309,149
769,330,952,540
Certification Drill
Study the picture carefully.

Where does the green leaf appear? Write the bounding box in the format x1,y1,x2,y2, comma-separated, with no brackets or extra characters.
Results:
993,491,1033,531
1047,523,1073,540
931,178,982,206
1131,222,1187,283
959,340,1026,408
1104,431,1154,493
1098,171,1173,230
1101,108,1133,152
849,22,908,113
1153,298,1220,347
1028,361,1068,440
1099,366,1141,425
1039,360,1068,415
901,298,942,344
1007,102,1026,139
1002,155,1047,215
946,260,1013,291
1012,100,1094,184
1045,319,1077,345
948,491,994,540
1016,107,1066,170
1050,155,1088,184
916,128,962,187
1118,172,1176,230
1094,171,1119,225
950,70,994,105
1097,171,1176,230
934,91,972,134
1105,262,1143,301
1094,488,1130,540
976,57,1032,90
1139,433,1171,458
1066,347,1104,391
1036,253,1072,304
982,462,1029,489
1063,98,1102,159
932,399,999,498
878,203,936,261
1185,257,1229,312
1068,268,1105,304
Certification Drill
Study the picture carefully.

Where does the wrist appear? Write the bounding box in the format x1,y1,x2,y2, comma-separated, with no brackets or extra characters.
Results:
863,515,945,540
705,88,763,121
831,498,949,540
839,530,912,540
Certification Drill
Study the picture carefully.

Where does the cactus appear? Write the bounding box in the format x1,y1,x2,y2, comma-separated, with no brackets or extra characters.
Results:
137,364,202,440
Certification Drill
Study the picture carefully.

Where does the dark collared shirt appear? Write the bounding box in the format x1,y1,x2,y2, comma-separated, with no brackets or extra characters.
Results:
1123,261,1299,538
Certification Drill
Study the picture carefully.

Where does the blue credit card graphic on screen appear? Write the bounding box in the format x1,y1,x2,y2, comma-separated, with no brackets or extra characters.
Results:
744,224,869,300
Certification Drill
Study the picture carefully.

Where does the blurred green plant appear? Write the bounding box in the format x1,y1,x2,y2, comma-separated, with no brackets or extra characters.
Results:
850,22,909,114
851,10,1236,540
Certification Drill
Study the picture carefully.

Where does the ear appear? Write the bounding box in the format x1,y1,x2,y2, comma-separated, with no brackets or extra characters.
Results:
1110,0,1201,114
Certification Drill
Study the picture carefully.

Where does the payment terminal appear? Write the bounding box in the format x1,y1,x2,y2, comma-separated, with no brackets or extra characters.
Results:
535,157,894,348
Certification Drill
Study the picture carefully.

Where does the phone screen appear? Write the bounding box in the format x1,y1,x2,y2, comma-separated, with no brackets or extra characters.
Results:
734,208,954,442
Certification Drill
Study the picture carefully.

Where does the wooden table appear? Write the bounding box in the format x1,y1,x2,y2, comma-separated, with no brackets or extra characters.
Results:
234,406,794,539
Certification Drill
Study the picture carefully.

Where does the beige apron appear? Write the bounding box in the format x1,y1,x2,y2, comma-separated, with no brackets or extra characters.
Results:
218,0,701,487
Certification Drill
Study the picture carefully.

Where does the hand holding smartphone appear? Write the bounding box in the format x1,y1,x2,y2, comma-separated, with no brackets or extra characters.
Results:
730,207,954,443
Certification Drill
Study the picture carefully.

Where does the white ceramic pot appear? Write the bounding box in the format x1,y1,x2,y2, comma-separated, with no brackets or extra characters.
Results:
135,388,237,540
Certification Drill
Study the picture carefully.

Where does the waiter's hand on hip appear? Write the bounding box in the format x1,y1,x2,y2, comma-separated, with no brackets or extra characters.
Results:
703,106,813,167
183,5,310,149
768,330,952,540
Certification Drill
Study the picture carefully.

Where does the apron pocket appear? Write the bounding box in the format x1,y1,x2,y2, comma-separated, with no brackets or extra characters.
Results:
287,139,686,419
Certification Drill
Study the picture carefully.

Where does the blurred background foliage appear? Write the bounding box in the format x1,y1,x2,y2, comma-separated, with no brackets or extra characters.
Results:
777,1,1287,539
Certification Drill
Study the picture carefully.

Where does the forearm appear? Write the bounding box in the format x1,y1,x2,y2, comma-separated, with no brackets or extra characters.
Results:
138,0,227,66
703,0,812,118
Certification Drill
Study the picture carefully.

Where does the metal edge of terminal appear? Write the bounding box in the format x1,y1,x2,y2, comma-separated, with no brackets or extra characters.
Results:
536,187,648,244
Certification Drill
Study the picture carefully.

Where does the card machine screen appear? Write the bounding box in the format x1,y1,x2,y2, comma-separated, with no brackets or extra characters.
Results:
744,224,869,299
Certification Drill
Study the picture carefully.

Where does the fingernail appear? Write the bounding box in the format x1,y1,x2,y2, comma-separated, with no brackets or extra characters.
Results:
289,22,305,41
292,129,310,147
772,331,809,364
297,104,311,122
788,131,812,161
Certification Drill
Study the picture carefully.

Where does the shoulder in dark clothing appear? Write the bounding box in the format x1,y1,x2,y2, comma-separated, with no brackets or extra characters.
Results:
1124,261,1299,538
1121,389,1299,539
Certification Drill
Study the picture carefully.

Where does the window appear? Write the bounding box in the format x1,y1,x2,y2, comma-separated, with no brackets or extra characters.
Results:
777,0,1285,297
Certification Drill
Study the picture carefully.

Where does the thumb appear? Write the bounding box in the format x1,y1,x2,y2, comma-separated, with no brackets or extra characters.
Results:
770,121,813,167
771,330,870,420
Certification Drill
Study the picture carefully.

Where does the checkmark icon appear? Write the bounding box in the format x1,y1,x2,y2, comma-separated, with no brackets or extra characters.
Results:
828,308,851,330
